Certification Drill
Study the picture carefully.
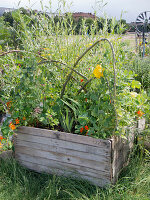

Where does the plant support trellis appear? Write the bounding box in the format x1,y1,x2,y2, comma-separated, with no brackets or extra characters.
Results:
60,38,118,131
0,38,117,131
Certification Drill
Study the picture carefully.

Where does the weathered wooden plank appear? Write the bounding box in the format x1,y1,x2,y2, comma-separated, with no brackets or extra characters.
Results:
18,159,110,187
15,133,111,156
13,125,136,186
15,146,110,172
0,150,13,160
111,133,134,182
15,139,110,163
16,126,111,148
138,118,145,131
15,152,111,179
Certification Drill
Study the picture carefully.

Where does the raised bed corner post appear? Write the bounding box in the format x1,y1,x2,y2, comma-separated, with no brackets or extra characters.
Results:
60,38,117,132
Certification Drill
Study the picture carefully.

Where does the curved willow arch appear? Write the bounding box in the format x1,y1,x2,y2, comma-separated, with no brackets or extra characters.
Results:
60,38,116,100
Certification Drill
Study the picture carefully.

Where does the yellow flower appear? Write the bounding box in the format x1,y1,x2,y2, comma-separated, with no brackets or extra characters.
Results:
93,65,104,78
41,55,48,59
86,43,92,47
139,42,147,47
43,48,50,50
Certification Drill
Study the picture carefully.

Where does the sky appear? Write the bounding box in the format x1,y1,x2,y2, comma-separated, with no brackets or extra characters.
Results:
0,0,150,22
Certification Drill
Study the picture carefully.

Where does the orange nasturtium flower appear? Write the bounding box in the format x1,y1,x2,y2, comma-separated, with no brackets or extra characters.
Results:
15,118,20,124
85,125,89,130
80,79,84,82
93,65,104,78
0,136,4,140
0,136,4,149
23,117,26,120
137,110,144,117
9,122,16,130
80,127,84,133
6,101,12,108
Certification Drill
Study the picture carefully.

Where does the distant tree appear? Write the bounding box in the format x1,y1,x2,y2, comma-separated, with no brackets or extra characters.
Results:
0,16,14,49
3,11,14,26
74,17,83,34
19,7,30,16
54,15,59,24
85,18,94,34
97,17,104,32
114,19,129,34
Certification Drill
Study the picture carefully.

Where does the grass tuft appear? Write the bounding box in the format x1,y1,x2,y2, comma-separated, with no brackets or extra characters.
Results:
0,150,150,200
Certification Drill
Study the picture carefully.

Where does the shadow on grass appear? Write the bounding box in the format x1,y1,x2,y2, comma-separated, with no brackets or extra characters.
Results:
0,149,150,200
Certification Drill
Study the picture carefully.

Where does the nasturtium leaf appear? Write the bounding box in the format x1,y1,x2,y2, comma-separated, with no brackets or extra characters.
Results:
131,80,141,89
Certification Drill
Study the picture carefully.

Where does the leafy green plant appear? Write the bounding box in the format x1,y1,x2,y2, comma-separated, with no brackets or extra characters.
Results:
131,57,150,91
59,107,74,133
0,2,149,140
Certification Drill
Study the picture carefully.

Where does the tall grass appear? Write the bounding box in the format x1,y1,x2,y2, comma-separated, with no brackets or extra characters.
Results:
131,57,150,91
0,150,150,200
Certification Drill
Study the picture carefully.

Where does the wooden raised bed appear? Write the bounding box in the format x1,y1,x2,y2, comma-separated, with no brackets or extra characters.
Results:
13,126,136,187
0,150,13,160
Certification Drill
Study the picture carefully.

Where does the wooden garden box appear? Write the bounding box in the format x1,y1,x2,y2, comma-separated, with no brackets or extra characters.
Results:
13,126,137,187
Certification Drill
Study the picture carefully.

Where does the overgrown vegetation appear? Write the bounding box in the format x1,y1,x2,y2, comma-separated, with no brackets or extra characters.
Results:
1,7,129,37
0,2,149,142
0,1,149,199
131,57,150,92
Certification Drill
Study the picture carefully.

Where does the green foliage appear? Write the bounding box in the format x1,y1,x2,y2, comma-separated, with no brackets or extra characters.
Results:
0,3,149,140
131,57,150,91
0,17,11,48
3,11,14,26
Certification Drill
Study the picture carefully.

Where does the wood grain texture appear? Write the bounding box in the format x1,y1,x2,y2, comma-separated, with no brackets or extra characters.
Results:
14,125,136,186
14,127,112,187
19,159,110,187
15,126,111,148
111,126,135,183
15,146,110,172
15,152,111,180
15,133,111,156
0,150,13,160
15,139,110,163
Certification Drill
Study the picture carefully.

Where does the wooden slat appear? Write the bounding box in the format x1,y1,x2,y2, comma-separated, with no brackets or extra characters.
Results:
0,150,13,160
16,126,111,148
15,133,111,156
15,146,110,172
111,127,135,183
13,125,136,186
15,153,111,179
138,118,145,131
15,139,110,163
13,126,114,186
18,159,110,187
